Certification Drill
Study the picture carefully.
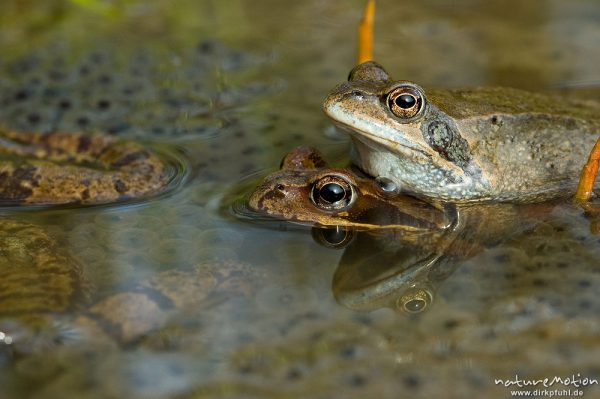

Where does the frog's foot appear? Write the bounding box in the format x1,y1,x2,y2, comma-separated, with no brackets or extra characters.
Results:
574,136,600,233
357,0,375,64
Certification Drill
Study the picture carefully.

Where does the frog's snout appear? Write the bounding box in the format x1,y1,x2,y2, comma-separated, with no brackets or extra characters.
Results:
323,83,349,113
322,82,363,120
247,178,285,212
247,182,268,211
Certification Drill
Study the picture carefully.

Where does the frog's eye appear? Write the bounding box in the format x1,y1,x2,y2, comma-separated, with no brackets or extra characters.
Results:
311,175,354,211
387,85,425,119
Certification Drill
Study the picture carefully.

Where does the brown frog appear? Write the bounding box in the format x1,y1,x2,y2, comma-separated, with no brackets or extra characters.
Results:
0,127,177,205
248,146,452,231
0,220,260,353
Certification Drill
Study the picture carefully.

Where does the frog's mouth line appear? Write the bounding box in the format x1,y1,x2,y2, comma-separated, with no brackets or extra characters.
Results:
331,121,431,161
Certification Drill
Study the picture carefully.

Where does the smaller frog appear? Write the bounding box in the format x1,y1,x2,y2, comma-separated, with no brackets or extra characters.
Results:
0,127,176,205
248,146,452,231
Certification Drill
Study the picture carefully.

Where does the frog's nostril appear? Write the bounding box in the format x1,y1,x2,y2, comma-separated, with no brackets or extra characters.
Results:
276,184,285,191
351,90,364,97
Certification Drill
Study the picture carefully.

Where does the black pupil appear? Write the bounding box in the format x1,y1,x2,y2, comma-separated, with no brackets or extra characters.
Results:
320,183,345,203
395,94,416,109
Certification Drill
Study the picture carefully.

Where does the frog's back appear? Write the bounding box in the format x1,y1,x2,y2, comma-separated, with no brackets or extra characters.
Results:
428,86,600,123
429,87,600,202
0,128,175,205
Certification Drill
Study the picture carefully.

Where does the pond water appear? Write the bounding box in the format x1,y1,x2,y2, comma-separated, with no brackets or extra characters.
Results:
1,1,599,398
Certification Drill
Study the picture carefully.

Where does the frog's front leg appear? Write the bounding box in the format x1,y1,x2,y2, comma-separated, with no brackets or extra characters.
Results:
574,136,600,233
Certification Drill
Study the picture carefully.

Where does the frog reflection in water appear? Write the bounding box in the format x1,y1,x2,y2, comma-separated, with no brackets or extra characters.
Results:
326,205,534,315
0,127,175,205
323,0,600,204
0,220,260,353
248,146,556,314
